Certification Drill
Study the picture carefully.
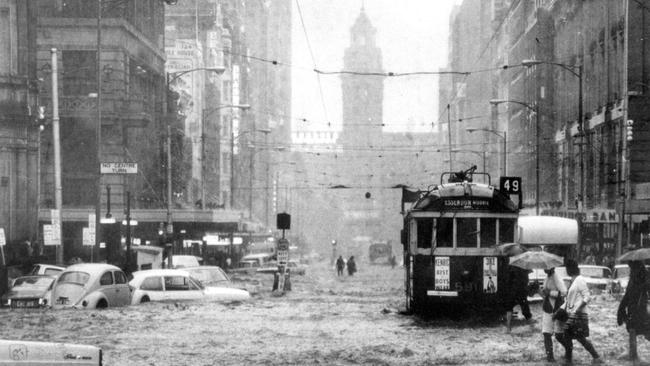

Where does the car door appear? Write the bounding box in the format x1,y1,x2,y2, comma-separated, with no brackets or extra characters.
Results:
98,271,116,306
163,275,202,301
139,276,165,302
112,270,130,306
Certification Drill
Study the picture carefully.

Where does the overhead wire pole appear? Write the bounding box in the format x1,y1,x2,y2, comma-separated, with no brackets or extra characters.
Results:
447,104,452,172
51,49,63,265
94,0,102,256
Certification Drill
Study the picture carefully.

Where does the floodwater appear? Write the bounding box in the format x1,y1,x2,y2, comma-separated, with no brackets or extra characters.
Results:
0,259,647,365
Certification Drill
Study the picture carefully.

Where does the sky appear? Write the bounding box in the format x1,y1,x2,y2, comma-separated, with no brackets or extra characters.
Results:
291,0,463,134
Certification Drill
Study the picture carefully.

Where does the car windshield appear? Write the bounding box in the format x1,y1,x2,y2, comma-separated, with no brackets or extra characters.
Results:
581,267,611,279
185,268,229,285
13,277,54,289
58,271,90,285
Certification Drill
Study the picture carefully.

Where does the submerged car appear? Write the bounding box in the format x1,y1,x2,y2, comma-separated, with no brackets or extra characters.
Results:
2,275,56,308
612,264,650,294
164,255,201,269
0,339,102,365
182,266,232,287
29,263,65,277
51,263,131,309
129,269,250,305
554,265,613,294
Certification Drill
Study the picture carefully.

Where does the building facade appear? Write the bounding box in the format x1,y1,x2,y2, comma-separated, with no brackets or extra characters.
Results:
0,0,39,248
445,0,650,260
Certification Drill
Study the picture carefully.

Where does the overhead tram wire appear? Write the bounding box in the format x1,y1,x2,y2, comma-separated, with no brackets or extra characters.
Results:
295,0,331,127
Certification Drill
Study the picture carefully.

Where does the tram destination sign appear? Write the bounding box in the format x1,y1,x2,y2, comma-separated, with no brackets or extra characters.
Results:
442,198,491,210
101,163,138,174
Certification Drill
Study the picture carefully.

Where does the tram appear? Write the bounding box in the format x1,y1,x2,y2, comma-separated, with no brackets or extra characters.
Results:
401,167,519,315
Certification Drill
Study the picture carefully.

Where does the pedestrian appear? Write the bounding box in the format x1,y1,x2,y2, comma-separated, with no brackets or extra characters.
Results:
336,255,345,276
538,266,567,362
617,261,650,365
505,265,532,332
558,259,602,364
389,255,397,269
347,256,357,276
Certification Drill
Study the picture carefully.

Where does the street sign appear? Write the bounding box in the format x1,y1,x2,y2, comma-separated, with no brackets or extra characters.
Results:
499,176,521,194
0,228,5,246
100,162,138,174
82,227,95,246
43,225,58,246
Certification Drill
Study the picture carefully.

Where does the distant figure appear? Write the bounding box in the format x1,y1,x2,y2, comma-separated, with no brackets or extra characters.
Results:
617,261,650,364
584,252,596,265
336,256,345,276
226,257,232,269
389,255,397,269
347,256,357,276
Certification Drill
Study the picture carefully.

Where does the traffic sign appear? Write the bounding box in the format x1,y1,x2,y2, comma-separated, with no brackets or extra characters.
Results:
499,176,521,194
100,162,138,174
82,227,95,246
0,228,5,246
43,225,58,246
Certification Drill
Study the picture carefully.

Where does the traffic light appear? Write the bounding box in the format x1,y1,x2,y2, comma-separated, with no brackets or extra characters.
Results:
626,119,634,141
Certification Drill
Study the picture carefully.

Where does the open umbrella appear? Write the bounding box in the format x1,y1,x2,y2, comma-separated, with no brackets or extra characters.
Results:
496,243,527,256
617,248,650,262
509,251,564,270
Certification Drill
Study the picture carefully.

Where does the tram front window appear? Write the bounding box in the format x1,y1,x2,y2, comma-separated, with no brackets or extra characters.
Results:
480,218,497,247
416,218,433,248
436,218,453,247
499,218,516,243
457,218,477,247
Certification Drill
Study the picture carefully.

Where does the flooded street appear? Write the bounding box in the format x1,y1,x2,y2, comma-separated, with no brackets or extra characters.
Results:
0,259,646,365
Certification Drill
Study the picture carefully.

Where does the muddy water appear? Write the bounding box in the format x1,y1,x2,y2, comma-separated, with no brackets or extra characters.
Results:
0,261,645,365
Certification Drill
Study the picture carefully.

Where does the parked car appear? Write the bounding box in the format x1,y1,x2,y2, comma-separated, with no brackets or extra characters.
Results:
29,263,65,277
2,275,56,308
611,264,650,294
164,255,201,269
0,339,102,365
129,269,250,304
51,263,131,309
182,266,231,287
257,260,307,276
553,265,613,294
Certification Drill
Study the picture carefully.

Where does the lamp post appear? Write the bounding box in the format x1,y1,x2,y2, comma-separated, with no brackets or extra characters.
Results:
466,128,507,176
165,67,225,232
200,103,250,209
521,59,583,210
489,99,538,214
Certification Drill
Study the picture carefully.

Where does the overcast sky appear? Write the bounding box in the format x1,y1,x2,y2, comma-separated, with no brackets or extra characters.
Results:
291,0,462,134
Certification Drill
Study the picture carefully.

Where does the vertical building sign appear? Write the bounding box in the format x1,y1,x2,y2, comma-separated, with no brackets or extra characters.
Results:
483,257,497,293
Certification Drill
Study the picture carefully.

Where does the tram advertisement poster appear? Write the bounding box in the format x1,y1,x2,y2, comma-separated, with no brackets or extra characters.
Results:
434,256,450,290
483,257,497,293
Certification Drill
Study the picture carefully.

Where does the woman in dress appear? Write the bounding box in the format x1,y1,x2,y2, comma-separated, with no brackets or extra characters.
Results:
617,261,650,365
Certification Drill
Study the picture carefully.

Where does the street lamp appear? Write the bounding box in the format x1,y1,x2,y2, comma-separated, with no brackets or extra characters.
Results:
466,128,507,176
200,104,250,209
489,99,538,214
521,59,584,211
165,67,225,234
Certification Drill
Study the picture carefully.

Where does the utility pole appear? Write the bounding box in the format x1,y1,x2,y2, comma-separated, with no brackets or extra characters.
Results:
95,0,103,255
51,48,63,265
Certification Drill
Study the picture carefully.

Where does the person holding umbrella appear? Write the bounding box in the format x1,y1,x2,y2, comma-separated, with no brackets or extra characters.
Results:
509,249,566,361
617,249,650,365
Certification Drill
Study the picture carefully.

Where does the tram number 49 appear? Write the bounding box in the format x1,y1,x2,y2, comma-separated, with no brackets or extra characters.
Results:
499,176,522,194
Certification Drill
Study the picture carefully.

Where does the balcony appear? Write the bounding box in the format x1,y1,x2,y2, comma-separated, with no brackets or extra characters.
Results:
45,95,155,124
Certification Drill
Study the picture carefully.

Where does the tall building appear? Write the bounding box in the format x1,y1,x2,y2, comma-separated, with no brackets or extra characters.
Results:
446,0,650,260
0,0,39,248
35,0,168,261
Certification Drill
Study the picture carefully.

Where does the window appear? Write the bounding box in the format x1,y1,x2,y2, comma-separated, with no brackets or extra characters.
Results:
480,218,497,247
113,271,127,284
457,218,477,248
416,218,432,248
499,218,516,243
164,276,190,291
140,277,163,291
44,268,63,276
436,218,453,247
0,7,12,74
62,51,97,95
99,272,114,286
58,271,90,285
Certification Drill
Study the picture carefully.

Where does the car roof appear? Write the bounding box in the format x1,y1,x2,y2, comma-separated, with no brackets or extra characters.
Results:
132,269,191,277
63,263,122,272
14,274,57,280
579,265,610,270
